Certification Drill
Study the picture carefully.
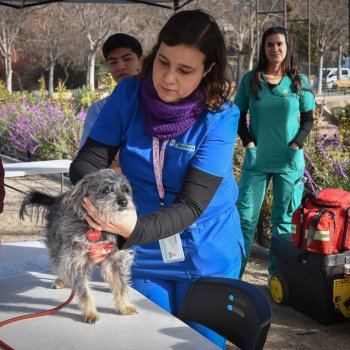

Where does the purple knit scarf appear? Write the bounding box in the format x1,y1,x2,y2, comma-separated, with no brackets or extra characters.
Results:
140,73,205,140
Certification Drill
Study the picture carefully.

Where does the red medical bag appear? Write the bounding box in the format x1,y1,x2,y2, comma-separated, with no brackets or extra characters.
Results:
292,188,350,254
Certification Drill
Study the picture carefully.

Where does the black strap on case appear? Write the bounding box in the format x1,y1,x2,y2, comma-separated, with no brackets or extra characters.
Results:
306,209,336,249
342,207,350,252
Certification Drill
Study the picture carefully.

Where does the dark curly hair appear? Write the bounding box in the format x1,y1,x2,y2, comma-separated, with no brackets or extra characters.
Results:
140,9,232,110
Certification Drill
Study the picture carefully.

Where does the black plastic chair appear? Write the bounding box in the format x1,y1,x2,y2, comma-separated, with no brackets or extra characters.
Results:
178,277,272,350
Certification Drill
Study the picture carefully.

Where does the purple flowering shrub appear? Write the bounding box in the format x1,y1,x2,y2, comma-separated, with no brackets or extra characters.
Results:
0,95,86,160
303,106,350,192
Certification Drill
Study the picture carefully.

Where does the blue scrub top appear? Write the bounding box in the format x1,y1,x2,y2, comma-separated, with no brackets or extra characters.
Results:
90,77,244,281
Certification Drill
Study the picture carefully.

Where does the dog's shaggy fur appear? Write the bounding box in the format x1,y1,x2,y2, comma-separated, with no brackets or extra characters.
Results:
20,169,136,324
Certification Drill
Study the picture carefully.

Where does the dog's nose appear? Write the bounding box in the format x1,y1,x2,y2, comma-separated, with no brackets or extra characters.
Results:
117,198,128,208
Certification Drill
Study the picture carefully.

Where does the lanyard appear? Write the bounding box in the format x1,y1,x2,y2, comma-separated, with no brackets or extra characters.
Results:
152,137,185,263
152,137,169,206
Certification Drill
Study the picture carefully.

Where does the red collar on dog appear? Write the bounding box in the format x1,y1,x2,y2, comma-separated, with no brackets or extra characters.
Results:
84,229,116,263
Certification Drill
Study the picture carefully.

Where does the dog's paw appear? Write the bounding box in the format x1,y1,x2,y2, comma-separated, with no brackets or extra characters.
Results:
119,304,138,316
83,311,100,324
51,278,67,289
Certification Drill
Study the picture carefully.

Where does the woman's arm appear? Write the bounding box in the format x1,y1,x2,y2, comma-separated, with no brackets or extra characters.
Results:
70,138,119,185
234,73,256,147
292,75,316,149
124,166,222,248
238,111,256,147
83,165,223,249
290,109,314,148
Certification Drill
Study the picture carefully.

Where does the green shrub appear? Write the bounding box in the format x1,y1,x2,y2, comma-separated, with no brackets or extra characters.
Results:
72,85,106,110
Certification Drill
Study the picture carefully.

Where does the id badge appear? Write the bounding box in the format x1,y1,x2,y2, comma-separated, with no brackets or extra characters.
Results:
159,233,185,263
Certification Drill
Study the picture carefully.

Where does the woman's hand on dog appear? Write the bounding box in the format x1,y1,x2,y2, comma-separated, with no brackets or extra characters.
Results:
83,197,137,238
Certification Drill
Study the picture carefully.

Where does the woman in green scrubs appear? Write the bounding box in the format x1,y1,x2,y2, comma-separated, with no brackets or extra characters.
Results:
234,26,316,280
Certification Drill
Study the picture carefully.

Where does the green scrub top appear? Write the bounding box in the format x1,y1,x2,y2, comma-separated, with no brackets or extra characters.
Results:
234,71,316,173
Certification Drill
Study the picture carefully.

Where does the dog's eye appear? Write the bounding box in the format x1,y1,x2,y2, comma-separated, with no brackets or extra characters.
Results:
121,184,130,194
102,187,111,194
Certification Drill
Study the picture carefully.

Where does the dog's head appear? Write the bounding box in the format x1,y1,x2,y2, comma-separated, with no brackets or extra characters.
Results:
61,169,134,223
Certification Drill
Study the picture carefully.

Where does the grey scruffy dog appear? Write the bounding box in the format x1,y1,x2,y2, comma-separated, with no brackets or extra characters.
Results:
19,169,137,324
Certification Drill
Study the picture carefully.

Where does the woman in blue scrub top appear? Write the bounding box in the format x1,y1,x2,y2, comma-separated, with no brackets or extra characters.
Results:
234,26,316,280
70,10,244,349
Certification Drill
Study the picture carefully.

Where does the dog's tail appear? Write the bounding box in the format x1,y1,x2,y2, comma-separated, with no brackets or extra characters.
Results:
19,191,56,221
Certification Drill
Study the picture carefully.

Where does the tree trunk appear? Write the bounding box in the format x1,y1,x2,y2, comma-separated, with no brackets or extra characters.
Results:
248,34,256,71
48,60,55,98
317,54,324,94
236,52,245,87
89,50,96,90
248,50,255,71
337,44,343,80
4,54,12,92
62,63,70,85
87,47,96,90
86,64,90,87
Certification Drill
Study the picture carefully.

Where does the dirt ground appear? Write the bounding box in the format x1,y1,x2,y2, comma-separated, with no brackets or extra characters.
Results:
1,173,350,350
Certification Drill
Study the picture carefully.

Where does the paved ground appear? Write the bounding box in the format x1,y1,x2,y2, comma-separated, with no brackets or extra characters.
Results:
1,170,72,242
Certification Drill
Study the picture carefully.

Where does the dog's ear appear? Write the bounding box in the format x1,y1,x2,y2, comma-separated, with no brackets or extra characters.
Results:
60,176,90,218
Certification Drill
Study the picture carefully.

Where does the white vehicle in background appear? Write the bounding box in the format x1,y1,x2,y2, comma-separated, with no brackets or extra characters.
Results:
314,67,350,88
